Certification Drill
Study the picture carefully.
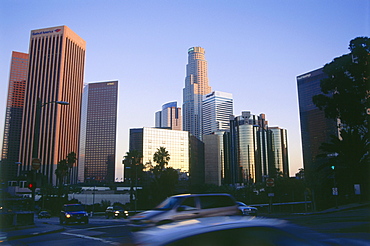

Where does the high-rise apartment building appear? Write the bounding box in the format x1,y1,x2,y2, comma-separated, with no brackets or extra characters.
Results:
297,68,338,175
78,81,118,183
155,101,182,130
183,47,212,140
1,51,28,182
202,91,233,136
19,26,86,185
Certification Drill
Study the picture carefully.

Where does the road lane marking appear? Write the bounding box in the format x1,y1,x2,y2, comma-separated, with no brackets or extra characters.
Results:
62,232,120,245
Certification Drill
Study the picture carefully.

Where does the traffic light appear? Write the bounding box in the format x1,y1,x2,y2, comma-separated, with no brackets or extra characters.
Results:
331,165,335,170
27,182,36,191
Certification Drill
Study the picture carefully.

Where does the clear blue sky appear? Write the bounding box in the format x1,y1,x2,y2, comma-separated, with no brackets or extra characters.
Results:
1,0,369,179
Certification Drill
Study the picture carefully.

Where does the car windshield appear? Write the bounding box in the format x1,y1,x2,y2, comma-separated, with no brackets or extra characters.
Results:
65,205,85,212
237,202,247,206
154,197,181,210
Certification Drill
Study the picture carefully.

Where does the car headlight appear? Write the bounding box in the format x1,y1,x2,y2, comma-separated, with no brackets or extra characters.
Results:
114,211,120,214
66,213,71,218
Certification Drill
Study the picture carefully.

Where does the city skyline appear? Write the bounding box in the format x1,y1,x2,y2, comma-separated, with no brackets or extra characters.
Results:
0,1,368,179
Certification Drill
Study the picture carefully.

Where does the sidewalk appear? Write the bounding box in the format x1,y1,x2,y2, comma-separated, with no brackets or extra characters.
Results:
1,220,64,242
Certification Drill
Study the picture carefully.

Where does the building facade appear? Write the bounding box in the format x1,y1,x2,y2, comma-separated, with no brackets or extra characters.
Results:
183,47,212,140
1,51,29,182
19,26,86,185
297,68,338,176
224,111,289,185
202,91,233,136
130,127,190,173
78,81,118,183
155,101,182,130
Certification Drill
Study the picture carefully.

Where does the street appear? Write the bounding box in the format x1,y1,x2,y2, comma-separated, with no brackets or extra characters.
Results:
4,205,370,245
6,217,134,246
266,205,370,241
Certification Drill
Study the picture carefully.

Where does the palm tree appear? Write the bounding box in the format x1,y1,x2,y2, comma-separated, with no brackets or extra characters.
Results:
123,150,143,208
66,151,77,184
153,147,170,171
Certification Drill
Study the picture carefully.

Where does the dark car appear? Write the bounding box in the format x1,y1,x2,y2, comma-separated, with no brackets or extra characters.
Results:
38,211,51,219
237,201,258,216
105,206,129,219
60,204,89,225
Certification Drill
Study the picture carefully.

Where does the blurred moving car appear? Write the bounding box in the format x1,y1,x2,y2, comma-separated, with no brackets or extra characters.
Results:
237,201,258,216
133,216,346,246
105,206,129,219
129,193,239,230
60,204,89,225
38,211,51,219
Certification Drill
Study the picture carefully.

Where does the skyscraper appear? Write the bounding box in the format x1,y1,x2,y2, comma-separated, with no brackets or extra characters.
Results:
1,51,28,182
183,47,211,140
19,26,86,185
78,81,118,183
155,101,182,130
202,91,233,136
297,68,338,175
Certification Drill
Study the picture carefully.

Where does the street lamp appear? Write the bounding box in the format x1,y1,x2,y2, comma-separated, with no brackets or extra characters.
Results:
31,98,69,210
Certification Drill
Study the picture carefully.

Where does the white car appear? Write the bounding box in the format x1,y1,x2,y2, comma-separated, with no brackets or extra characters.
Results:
133,216,335,246
237,201,258,216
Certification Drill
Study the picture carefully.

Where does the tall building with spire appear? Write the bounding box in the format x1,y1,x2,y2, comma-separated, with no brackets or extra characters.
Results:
183,47,211,140
19,26,86,185
1,51,28,182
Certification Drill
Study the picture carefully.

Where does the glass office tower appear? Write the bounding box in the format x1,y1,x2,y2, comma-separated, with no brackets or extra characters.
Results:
202,91,233,136
297,68,338,174
1,51,28,182
183,47,212,140
79,81,118,183
155,101,182,130
19,26,86,185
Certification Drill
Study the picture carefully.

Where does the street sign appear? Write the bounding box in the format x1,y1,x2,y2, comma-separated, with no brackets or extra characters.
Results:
32,158,41,170
332,187,338,196
266,178,275,187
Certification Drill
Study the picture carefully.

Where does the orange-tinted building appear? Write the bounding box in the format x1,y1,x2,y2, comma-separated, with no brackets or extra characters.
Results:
1,51,28,182
19,26,86,185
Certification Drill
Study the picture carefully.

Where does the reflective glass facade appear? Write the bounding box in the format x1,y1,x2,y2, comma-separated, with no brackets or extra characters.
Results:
297,68,338,173
130,127,189,173
79,81,118,183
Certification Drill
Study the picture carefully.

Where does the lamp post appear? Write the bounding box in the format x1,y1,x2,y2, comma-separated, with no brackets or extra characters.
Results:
31,98,69,210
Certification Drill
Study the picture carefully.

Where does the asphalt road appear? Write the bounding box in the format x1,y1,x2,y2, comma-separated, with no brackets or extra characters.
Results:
265,205,370,241
6,217,134,246
4,206,370,245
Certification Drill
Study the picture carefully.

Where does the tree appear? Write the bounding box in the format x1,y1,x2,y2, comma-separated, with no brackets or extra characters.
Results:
123,150,143,208
312,37,370,200
66,152,77,185
153,147,170,171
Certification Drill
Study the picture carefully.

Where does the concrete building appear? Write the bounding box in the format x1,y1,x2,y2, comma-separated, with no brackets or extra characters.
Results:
202,91,233,136
183,47,212,140
19,26,86,185
78,81,118,183
203,132,225,186
155,101,182,130
1,51,28,182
